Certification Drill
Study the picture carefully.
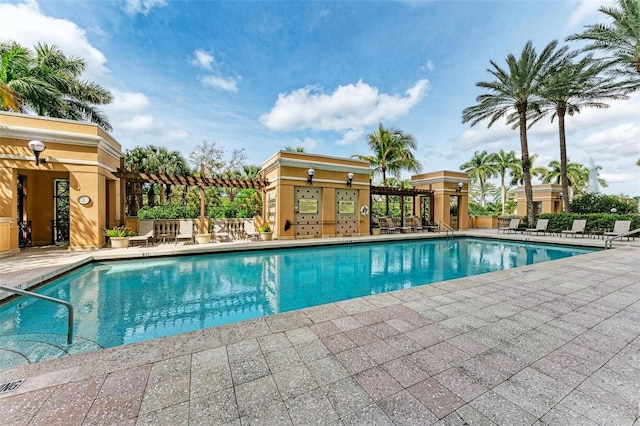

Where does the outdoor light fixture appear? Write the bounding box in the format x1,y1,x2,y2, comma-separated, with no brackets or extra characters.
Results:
456,182,463,192
611,208,617,214
27,140,47,166
558,192,563,199
346,172,354,187
307,168,315,184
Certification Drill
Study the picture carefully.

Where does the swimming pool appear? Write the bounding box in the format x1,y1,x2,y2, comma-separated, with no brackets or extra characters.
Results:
0,238,595,368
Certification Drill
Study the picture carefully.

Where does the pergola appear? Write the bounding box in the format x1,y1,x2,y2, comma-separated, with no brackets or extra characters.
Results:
112,163,269,232
370,185,435,226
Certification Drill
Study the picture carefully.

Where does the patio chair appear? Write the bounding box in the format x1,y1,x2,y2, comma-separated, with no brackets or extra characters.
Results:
243,220,260,241
382,217,400,234
175,220,194,244
525,218,549,235
604,220,632,240
409,216,424,232
129,220,154,246
561,219,587,238
498,218,521,234
213,219,231,242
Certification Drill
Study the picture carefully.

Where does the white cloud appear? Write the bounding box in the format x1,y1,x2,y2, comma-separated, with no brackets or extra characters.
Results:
191,49,214,70
260,79,429,143
106,90,150,113
423,60,434,71
119,115,190,141
577,123,640,160
124,0,167,16
566,0,615,29
199,75,239,92
291,137,322,152
0,1,109,79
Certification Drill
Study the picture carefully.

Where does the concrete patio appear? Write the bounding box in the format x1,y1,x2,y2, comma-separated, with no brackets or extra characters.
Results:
0,231,639,425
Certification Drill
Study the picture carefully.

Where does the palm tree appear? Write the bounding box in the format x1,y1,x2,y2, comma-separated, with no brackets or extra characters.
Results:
284,146,305,152
487,150,519,214
567,0,640,92
509,153,547,186
460,150,497,208
462,40,569,226
353,123,422,187
532,55,625,211
0,41,113,130
541,159,607,195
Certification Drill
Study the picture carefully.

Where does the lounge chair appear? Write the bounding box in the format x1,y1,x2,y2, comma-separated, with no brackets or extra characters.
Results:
243,220,260,241
382,217,400,234
175,220,194,244
129,220,154,246
561,219,587,238
498,218,521,234
604,220,632,240
409,216,424,232
213,219,231,242
525,219,549,235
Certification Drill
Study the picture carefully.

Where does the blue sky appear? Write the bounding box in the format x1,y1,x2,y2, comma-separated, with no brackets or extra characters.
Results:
2,0,639,197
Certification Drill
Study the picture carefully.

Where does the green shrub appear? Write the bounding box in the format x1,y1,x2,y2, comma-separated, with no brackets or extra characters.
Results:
570,193,637,214
138,204,198,219
538,212,640,231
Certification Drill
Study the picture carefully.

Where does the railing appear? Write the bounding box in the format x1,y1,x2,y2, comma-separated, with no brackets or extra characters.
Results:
0,285,74,344
436,221,454,239
604,228,640,249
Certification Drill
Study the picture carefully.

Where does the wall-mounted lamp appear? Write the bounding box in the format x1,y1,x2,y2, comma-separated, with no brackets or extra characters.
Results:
27,140,47,166
307,168,315,184
456,182,463,192
557,191,563,199
346,172,354,187
611,208,617,214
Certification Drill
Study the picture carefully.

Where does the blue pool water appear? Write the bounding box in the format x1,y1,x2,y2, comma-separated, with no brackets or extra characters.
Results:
0,238,595,367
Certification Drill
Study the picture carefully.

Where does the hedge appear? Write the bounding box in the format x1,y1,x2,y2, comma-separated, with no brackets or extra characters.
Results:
537,213,640,232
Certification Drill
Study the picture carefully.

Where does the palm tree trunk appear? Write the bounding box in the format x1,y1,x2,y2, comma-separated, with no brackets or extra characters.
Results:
518,105,535,227
500,174,506,215
557,107,570,212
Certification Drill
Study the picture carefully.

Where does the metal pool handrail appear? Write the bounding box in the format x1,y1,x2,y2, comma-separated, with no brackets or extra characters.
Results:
436,221,454,239
0,284,74,344
604,228,640,249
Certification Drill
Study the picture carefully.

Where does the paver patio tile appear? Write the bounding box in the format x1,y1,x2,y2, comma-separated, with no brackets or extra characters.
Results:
559,388,636,426
406,347,451,376
531,356,587,388
540,404,599,426
284,387,340,425
335,298,377,315
440,314,489,333
340,404,393,425
437,404,497,425
285,327,318,346
366,321,401,339
344,326,382,346
306,355,350,386
469,390,537,426
428,341,471,366
378,389,437,425
234,375,281,417
264,346,304,373
272,365,319,400
294,340,332,363
409,377,465,419
191,347,233,398
229,353,270,386
353,366,403,401
303,304,347,323
257,332,293,353
571,329,628,356
0,387,53,424
583,366,640,405
434,367,489,402
362,339,402,364
545,347,602,376
560,342,615,367
321,333,357,354
385,317,420,333
136,400,190,425
265,311,312,333
188,388,238,425
309,321,342,338
219,317,270,345
458,357,509,388
382,356,430,388
331,316,362,333
406,323,458,348
446,333,490,357
227,339,261,360
335,347,377,375
383,333,423,356
239,401,292,426
322,377,373,418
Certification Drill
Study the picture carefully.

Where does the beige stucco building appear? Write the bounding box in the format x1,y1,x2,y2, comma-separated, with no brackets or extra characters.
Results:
0,112,123,256
516,184,564,217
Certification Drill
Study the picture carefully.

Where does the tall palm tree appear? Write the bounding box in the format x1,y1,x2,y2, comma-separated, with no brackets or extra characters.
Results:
488,149,519,214
460,150,497,208
532,55,625,211
567,0,640,92
509,153,547,186
0,41,113,130
353,123,422,187
462,40,569,226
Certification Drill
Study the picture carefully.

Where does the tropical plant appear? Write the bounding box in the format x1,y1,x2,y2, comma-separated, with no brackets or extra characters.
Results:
487,149,519,214
567,0,640,92
460,150,497,208
284,146,305,152
509,153,547,186
0,41,113,129
541,159,607,195
529,55,625,211
258,224,271,233
353,123,422,187
462,40,569,226
103,226,135,238
570,192,637,214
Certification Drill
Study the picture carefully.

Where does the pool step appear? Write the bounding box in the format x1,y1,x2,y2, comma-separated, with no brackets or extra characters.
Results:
0,334,103,369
